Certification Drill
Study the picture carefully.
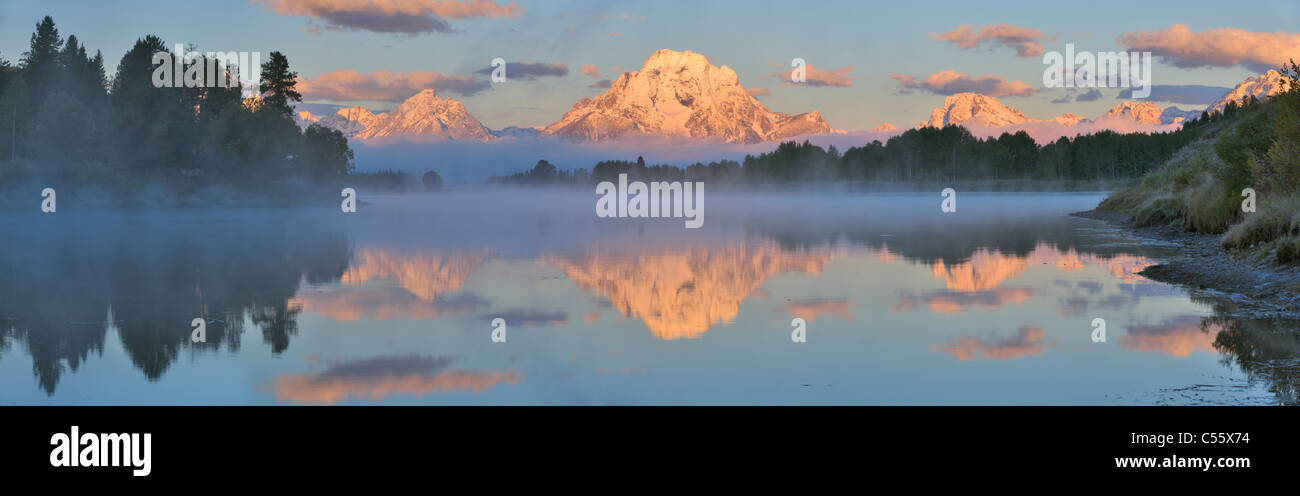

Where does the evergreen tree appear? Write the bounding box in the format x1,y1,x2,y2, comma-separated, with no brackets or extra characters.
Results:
258,51,301,115
21,16,63,98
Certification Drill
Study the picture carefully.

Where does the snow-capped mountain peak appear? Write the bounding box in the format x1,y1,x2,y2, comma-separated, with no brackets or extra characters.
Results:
356,90,494,142
540,49,835,143
1101,101,1163,124
294,91,494,142
918,92,1032,129
1209,69,1287,114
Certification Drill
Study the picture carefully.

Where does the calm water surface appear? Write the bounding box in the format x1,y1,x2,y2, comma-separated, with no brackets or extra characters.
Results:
1,191,1294,404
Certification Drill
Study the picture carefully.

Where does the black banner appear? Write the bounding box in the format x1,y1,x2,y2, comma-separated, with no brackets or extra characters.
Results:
4,406,1293,483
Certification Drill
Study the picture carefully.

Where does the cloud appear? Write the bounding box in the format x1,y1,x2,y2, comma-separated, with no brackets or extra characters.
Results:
933,326,1049,361
1119,315,1223,358
480,309,569,327
747,87,770,97
1117,24,1300,72
777,64,855,87
299,69,490,100
589,79,612,89
892,287,1034,315
608,32,622,37
475,61,569,80
1075,88,1103,101
291,287,488,321
891,69,1036,97
580,64,601,78
931,24,1046,58
1116,84,1230,104
269,354,520,404
785,298,853,322
254,0,523,35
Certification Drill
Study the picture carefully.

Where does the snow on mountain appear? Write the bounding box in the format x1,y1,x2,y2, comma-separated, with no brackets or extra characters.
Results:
913,92,1204,143
918,93,1032,129
1159,106,1200,125
296,110,319,127
1050,113,1087,127
872,123,898,132
1209,70,1286,115
490,126,543,139
1100,101,1163,124
296,106,384,138
540,49,836,144
295,92,494,142
355,89,494,142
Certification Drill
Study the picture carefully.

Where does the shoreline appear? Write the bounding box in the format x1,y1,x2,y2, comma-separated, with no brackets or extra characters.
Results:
1072,209,1300,320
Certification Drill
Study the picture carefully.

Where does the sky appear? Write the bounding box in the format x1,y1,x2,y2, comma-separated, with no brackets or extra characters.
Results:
2,0,1297,133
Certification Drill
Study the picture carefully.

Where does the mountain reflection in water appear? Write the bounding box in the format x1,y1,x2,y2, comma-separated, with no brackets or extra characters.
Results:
1,192,1293,405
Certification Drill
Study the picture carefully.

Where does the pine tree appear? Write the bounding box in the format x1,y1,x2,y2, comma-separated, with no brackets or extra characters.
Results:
22,16,63,101
258,51,301,115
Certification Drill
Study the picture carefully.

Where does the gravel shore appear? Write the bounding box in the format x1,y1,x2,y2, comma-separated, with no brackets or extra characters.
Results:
1072,209,1300,320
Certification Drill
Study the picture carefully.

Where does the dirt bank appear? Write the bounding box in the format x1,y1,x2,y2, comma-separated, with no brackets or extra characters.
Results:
1072,209,1300,320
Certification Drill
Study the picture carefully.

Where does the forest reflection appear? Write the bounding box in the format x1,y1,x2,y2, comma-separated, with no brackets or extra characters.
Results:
1,203,1294,404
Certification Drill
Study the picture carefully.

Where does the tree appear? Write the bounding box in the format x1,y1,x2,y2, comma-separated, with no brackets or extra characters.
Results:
422,170,443,190
21,16,62,101
300,123,353,181
1259,59,1300,193
258,51,300,116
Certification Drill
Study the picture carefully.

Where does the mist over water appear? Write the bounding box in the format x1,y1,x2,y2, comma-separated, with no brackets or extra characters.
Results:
0,191,1286,404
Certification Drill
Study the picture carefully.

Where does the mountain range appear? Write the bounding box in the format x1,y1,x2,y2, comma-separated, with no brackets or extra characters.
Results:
295,50,1288,145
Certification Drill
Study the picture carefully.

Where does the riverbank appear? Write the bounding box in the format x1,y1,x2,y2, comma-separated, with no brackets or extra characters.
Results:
1072,208,1300,320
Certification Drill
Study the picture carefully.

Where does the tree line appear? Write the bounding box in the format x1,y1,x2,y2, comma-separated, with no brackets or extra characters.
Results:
0,15,354,194
494,106,1235,187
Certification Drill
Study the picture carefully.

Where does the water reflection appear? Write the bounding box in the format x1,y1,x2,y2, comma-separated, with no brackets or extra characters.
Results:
1,193,1295,404
543,242,839,339
0,210,347,393
269,355,521,404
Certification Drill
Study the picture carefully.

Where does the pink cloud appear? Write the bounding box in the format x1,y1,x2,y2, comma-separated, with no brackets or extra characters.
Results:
581,64,601,78
891,69,1036,97
298,69,489,100
1117,24,1300,72
932,24,1046,58
254,0,523,34
777,64,855,87
933,326,1049,361
747,87,771,97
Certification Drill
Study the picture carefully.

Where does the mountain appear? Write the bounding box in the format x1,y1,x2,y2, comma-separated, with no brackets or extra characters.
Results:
917,93,1204,133
490,126,543,139
295,91,494,142
1051,113,1087,126
1159,106,1200,125
355,90,494,142
1100,101,1163,124
872,123,898,132
918,93,1033,129
297,106,382,138
1209,69,1286,114
541,49,836,144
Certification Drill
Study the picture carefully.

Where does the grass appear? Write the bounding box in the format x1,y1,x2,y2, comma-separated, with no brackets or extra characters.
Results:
1222,193,1300,252
1098,95,1300,265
